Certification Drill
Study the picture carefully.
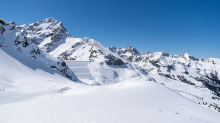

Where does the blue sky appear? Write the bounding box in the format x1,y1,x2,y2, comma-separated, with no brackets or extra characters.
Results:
1,0,220,58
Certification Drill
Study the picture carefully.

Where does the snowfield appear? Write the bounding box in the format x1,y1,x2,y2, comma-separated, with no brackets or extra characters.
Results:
0,80,220,123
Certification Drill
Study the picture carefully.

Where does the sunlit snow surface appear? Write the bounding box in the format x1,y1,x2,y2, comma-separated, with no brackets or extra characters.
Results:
0,80,220,123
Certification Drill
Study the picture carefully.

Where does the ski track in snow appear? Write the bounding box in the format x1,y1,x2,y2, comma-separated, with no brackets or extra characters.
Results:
160,84,219,123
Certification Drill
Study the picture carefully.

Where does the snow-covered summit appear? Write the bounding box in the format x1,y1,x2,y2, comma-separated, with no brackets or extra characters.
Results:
0,18,78,81
19,17,71,52
51,37,117,62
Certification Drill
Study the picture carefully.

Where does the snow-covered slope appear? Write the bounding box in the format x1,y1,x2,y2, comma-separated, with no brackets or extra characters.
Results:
51,37,120,62
0,80,220,123
66,61,152,85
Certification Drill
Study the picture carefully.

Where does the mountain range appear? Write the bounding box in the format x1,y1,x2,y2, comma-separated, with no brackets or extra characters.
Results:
0,17,220,122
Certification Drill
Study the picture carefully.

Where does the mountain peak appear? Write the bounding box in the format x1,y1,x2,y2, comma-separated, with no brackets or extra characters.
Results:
183,53,189,57
43,17,58,23
120,45,141,56
18,17,71,52
108,45,141,57
108,46,117,52
125,45,132,49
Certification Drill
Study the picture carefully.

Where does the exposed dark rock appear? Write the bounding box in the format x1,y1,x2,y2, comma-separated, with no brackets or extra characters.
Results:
149,59,161,68
9,25,15,30
176,75,195,85
58,52,70,61
167,65,174,73
22,37,29,47
104,54,125,67
14,36,22,45
162,52,170,57
189,56,199,61
158,73,176,80
0,19,6,25
0,26,5,34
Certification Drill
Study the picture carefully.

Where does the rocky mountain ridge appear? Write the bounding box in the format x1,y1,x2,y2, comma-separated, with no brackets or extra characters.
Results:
111,46,220,94
19,17,71,52
0,18,78,81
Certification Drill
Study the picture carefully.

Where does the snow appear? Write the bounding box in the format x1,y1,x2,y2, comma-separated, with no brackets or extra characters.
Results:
66,61,150,85
0,80,219,123
0,49,81,105
50,37,82,57
66,61,98,85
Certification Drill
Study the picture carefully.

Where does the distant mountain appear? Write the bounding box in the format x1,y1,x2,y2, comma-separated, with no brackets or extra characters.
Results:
109,45,141,58
112,46,220,93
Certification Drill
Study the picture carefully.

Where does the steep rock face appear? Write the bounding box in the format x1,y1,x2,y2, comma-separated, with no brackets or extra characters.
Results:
0,18,78,81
